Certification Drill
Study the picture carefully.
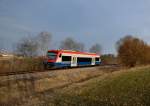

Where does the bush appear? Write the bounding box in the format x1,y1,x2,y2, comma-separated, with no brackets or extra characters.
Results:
116,36,150,67
101,54,117,65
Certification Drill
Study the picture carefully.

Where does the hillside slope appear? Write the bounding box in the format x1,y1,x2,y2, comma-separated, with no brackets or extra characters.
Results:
52,66,150,106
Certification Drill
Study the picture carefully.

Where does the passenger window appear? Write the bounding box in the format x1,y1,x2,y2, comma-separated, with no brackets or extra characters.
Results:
62,56,71,61
95,58,100,61
77,58,92,62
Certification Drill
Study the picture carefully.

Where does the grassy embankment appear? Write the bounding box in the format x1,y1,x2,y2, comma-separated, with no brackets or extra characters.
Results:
0,65,150,106
52,66,150,106
0,67,105,106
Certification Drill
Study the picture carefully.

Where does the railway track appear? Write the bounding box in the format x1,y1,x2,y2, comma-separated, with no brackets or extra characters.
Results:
0,64,120,77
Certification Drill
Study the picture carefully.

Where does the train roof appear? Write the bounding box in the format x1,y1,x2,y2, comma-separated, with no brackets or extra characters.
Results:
47,50,100,56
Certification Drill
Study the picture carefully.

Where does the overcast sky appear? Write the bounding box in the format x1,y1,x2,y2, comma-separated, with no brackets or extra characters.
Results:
0,0,150,54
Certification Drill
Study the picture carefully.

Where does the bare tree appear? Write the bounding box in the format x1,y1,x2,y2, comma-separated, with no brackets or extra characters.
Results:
59,37,85,51
89,43,101,54
59,37,76,50
76,42,85,51
15,32,52,57
36,32,52,55
15,36,38,57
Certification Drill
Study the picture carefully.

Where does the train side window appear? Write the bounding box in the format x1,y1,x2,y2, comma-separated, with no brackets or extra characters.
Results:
77,58,92,62
62,56,71,61
96,58,100,61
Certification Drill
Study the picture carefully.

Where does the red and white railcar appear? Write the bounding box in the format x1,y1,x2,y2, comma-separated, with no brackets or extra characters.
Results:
44,50,101,68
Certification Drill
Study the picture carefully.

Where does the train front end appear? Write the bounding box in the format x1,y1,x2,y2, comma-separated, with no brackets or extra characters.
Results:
44,50,59,69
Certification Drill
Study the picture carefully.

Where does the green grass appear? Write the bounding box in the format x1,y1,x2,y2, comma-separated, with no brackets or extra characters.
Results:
52,66,150,106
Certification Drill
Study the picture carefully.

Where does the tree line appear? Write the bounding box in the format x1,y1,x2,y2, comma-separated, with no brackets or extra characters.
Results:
13,32,150,67
15,31,101,57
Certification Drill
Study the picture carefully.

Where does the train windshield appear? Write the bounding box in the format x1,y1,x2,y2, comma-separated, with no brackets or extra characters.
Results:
47,52,57,60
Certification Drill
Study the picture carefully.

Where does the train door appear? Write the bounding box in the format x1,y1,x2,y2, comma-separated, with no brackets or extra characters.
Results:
71,57,77,67
92,58,95,65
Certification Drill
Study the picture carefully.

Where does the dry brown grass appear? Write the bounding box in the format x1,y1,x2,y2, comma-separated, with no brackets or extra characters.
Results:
2,65,147,106
0,57,44,74
33,67,106,92
0,66,107,105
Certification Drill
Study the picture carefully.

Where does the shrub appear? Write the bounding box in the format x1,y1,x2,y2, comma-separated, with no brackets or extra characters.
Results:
101,54,117,65
116,36,150,67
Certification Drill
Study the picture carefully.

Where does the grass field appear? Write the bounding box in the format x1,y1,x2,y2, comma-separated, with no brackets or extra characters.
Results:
0,66,150,106
52,66,150,106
